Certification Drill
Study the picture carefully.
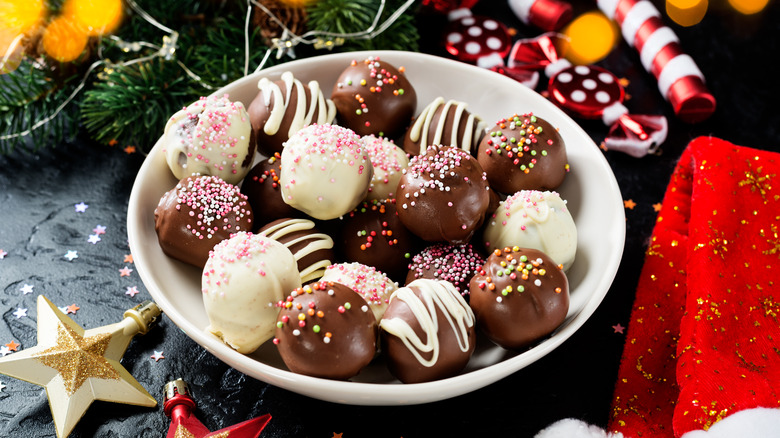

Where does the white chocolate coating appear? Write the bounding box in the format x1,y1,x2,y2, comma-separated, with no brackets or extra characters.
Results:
280,123,373,220
483,190,577,271
379,279,475,367
362,135,409,201
256,71,336,138
258,218,334,284
320,262,398,321
163,94,254,185
202,232,302,354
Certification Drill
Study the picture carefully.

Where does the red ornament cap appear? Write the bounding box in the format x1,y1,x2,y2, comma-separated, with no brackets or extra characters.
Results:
509,0,573,31
445,9,512,67
422,0,480,13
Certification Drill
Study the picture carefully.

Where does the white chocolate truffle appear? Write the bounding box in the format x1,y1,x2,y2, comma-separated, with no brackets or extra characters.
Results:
163,94,255,185
483,190,577,271
280,123,373,220
202,232,302,354
320,262,398,321
362,134,409,201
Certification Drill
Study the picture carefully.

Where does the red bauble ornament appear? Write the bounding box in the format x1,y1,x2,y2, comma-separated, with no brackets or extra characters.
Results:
422,0,480,13
444,8,512,68
164,379,271,438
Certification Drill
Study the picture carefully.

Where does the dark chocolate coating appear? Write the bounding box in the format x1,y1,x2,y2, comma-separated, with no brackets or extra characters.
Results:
154,175,254,269
396,145,491,245
337,198,422,283
405,243,485,297
402,97,486,156
380,279,476,383
257,217,335,283
468,247,569,350
331,57,417,138
477,113,569,194
274,281,378,380
240,153,303,230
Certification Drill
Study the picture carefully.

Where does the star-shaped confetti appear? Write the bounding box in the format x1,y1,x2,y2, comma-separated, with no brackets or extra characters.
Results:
65,304,80,314
20,284,34,295
87,234,102,244
0,346,11,357
653,202,663,212
151,351,164,362
119,266,133,277
64,250,79,261
13,308,27,319
92,225,106,235
624,199,637,210
332,433,344,438
74,202,88,213
612,323,625,334
5,341,20,352
125,286,140,298
123,254,134,264
124,145,136,154
0,249,7,259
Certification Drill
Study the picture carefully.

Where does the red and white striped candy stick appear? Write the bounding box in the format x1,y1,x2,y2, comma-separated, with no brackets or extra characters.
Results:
597,0,716,123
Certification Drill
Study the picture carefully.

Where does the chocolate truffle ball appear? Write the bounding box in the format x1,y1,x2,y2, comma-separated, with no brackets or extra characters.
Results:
248,71,336,156
320,262,398,321
469,246,569,350
379,279,476,383
280,123,373,220
337,198,422,282
477,113,569,194
405,243,485,298
258,218,336,284
274,281,378,380
362,135,410,201
203,232,301,354
403,97,487,156
396,145,491,245
483,190,577,271
162,95,256,185
331,56,417,138
154,175,253,268
240,152,303,229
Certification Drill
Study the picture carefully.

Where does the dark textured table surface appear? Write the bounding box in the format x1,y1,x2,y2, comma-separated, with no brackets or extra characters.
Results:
1,1,779,437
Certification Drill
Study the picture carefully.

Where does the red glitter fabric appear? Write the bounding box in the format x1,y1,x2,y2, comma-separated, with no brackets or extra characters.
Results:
609,137,780,437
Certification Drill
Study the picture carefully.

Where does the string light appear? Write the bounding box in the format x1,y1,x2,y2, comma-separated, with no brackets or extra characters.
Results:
728,0,769,14
666,0,708,27
561,11,618,65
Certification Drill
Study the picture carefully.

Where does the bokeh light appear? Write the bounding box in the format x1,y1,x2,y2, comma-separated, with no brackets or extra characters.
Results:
666,0,708,27
63,0,124,36
0,0,46,34
728,0,769,14
562,11,618,65
42,16,89,62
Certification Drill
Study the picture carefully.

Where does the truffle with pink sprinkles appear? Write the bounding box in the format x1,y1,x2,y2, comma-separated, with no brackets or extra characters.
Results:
280,123,374,220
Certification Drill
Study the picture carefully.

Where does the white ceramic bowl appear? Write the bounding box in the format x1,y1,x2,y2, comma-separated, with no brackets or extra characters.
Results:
127,50,625,405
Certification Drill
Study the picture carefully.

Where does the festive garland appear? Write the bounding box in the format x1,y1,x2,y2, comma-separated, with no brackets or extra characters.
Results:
0,0,420,155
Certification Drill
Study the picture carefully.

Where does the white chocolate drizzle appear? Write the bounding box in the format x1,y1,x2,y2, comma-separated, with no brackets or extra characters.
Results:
258,218,334,283
408,97,487,154
379,279,475,368
257,71,336,138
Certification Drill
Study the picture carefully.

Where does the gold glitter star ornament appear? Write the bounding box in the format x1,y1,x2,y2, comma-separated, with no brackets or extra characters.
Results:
0,295,161,438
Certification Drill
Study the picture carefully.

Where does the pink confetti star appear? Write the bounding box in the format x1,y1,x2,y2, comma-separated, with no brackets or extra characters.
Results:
92,225,106,235
119,266,133,277
612,323,625,334
5,341,20,352
151,351,165,362
0,249,7,259
125,286,140,297
65,304,80,314
87,234,102,244
74,202,89,213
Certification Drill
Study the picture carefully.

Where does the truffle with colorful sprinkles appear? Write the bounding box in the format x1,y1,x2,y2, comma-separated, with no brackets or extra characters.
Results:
402,97,487,156
280,123,373,220
477,113,569,194
396,145,491,245
405,243,485,298
202,232,302,354
336,198,422,282
331,56,417,138
362,134,410,201
468,246,569,350
379,278,476,384
162,94,256,185
483,190,578,271
241,152,304,229
247,71,336,156
320,262,398,321
273,281,378,380
154,175,253,268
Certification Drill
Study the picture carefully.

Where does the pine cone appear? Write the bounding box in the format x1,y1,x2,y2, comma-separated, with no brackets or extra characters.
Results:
252,0,308,45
